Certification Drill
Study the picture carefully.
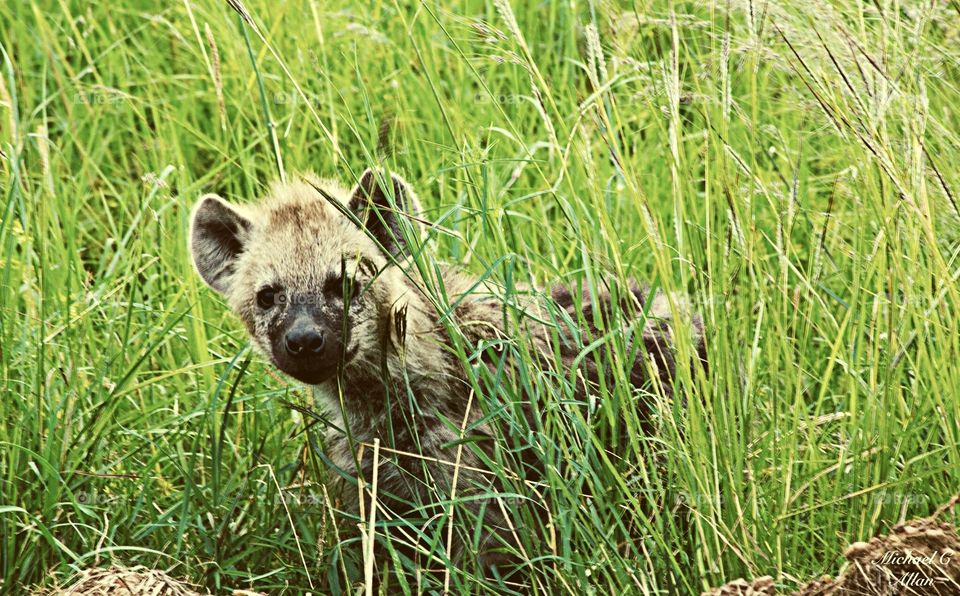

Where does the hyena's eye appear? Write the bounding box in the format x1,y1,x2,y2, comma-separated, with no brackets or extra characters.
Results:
256,286,280,309
323,274,356,299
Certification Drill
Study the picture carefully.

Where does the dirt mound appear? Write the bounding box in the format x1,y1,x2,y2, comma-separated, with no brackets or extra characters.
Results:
46,565,201,595
38,565,267,596
706,496,960,596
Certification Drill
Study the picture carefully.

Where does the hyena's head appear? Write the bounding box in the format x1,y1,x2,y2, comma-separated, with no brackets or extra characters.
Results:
189,169,424,385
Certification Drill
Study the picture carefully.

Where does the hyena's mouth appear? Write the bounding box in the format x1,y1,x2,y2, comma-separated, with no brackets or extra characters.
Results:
274,339,361,385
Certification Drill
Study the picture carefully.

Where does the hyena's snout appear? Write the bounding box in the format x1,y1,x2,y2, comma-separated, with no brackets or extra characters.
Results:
272,304,353,385
283,318,326,357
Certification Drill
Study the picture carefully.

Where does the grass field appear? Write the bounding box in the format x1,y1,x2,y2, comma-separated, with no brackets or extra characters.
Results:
2,0,960,593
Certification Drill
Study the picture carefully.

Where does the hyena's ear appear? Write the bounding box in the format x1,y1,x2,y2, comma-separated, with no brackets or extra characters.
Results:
348,168,424,257
189,194,254,294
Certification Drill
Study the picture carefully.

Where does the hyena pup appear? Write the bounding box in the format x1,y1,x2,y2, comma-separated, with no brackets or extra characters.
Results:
189,169,705,576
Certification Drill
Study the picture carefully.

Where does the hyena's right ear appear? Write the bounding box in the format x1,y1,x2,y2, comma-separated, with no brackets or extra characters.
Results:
348,168,425,257
189,194,254,294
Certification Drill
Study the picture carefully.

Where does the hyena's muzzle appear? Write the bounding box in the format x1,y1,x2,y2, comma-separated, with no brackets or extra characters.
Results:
269,294,355,385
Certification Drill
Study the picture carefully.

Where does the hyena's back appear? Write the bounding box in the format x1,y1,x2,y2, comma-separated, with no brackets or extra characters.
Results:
549,280,706,399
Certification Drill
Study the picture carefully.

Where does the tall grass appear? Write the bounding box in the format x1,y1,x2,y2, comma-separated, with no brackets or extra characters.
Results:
1,0,959,593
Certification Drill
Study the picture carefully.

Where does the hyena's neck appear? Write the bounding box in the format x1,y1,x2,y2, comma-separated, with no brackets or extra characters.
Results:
321,298,460,438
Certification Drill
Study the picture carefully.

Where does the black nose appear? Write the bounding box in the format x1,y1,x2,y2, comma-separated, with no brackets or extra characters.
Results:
285,327,325,357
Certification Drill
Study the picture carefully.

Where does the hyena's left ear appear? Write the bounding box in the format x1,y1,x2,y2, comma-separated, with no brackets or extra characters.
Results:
189,194,254,294
348,168,424,257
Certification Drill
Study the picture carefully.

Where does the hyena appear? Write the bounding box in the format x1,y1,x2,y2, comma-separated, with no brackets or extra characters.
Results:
189,169,704,576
